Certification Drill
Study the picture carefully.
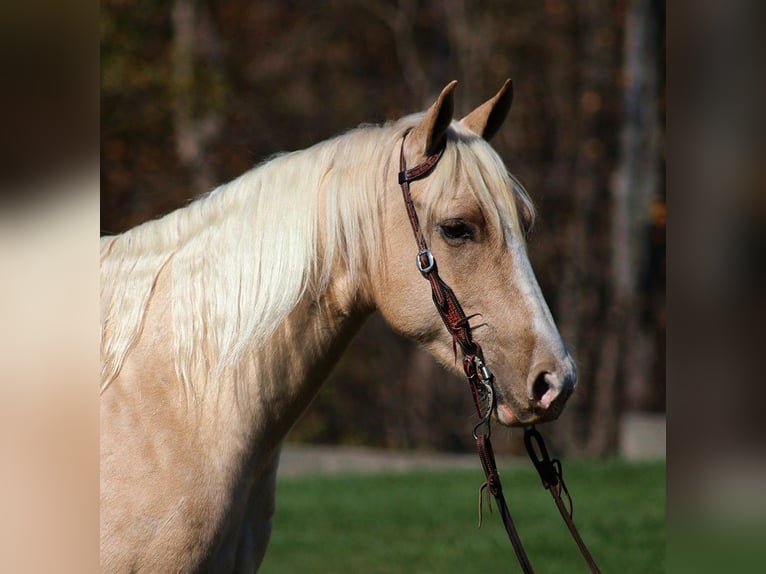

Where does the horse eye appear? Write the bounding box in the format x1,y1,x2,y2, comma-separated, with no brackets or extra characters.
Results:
439,219,474,241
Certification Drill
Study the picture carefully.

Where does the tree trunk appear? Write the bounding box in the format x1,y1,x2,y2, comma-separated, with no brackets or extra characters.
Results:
544,0,625,455
171,0,224,193
614,0,663,414
543,0,589,454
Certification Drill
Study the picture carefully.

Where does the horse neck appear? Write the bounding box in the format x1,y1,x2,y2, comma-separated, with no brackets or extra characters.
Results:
237,270,373,451
113,257,373,496
106,128,390,465
206,148,383,453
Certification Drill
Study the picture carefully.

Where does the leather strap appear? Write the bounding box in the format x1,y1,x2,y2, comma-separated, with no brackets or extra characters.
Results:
397,130,477,357
476,433,534,573
397,130,601,573
398,130,533,569
525,427,602,573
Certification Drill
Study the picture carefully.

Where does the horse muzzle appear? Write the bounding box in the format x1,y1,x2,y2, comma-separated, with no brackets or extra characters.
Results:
495,354,577,426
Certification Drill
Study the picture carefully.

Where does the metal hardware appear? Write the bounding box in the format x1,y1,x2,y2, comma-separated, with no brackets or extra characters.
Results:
524,426,559,489
470,355,495,438
416,249,435,273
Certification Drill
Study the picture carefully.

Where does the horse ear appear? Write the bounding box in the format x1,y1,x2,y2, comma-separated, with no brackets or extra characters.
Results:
409,80,457,157
460,79,513,141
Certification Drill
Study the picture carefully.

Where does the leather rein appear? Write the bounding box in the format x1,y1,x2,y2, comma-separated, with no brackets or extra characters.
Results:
397,130,601,573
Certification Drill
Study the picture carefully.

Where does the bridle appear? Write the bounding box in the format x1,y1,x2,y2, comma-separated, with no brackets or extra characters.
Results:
397,129,601,573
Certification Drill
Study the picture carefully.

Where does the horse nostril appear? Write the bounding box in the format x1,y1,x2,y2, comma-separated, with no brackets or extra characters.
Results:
531,372,551,404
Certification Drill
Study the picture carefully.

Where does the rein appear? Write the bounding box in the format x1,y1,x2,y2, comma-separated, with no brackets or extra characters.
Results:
397,130,601,573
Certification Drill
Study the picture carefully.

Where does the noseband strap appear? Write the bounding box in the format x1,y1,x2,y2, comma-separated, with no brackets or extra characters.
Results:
396,130,601,574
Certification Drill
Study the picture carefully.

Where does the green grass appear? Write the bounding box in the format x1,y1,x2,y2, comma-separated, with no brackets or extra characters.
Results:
259,459,665,573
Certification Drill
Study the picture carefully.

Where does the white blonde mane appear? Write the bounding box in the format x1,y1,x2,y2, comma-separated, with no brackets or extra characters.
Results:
100,117,533,398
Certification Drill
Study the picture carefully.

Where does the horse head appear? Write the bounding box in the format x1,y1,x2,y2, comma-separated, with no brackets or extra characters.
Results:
372,81,577,426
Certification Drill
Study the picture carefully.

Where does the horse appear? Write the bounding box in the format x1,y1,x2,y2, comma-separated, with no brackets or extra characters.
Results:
100,80,577,573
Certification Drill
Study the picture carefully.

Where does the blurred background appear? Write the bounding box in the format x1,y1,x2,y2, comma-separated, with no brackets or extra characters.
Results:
8,0,766,571
101,0,666,458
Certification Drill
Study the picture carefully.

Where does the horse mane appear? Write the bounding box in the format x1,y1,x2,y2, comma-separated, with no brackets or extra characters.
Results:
100,116,534,398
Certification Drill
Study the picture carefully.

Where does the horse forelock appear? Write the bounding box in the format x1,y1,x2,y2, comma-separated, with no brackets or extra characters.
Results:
421,124,535,247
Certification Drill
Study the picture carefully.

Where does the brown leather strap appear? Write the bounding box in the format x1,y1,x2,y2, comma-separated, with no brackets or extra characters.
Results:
397,131,443,257
525,427,602,573
397,130,601,573
476,433,534,574
398,130,477,357
399,130,534,571
551,491,601,574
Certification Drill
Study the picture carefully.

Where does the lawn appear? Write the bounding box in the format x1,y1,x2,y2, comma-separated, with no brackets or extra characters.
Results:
259,459,665,573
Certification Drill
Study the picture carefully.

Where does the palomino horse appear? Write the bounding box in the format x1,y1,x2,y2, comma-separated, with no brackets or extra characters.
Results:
100,80,577,573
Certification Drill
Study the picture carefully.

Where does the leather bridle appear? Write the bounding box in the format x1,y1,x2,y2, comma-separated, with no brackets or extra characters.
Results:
397,129,601,573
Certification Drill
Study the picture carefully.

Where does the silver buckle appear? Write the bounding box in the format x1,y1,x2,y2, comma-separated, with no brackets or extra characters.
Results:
416,249,435,274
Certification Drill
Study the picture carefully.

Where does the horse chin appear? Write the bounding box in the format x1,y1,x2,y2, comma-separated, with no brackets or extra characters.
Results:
495,403,524,427
494,402,541,427
494,400,563,427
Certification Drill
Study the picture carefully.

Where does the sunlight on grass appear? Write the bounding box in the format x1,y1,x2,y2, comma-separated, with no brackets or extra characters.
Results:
260,459,664,573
